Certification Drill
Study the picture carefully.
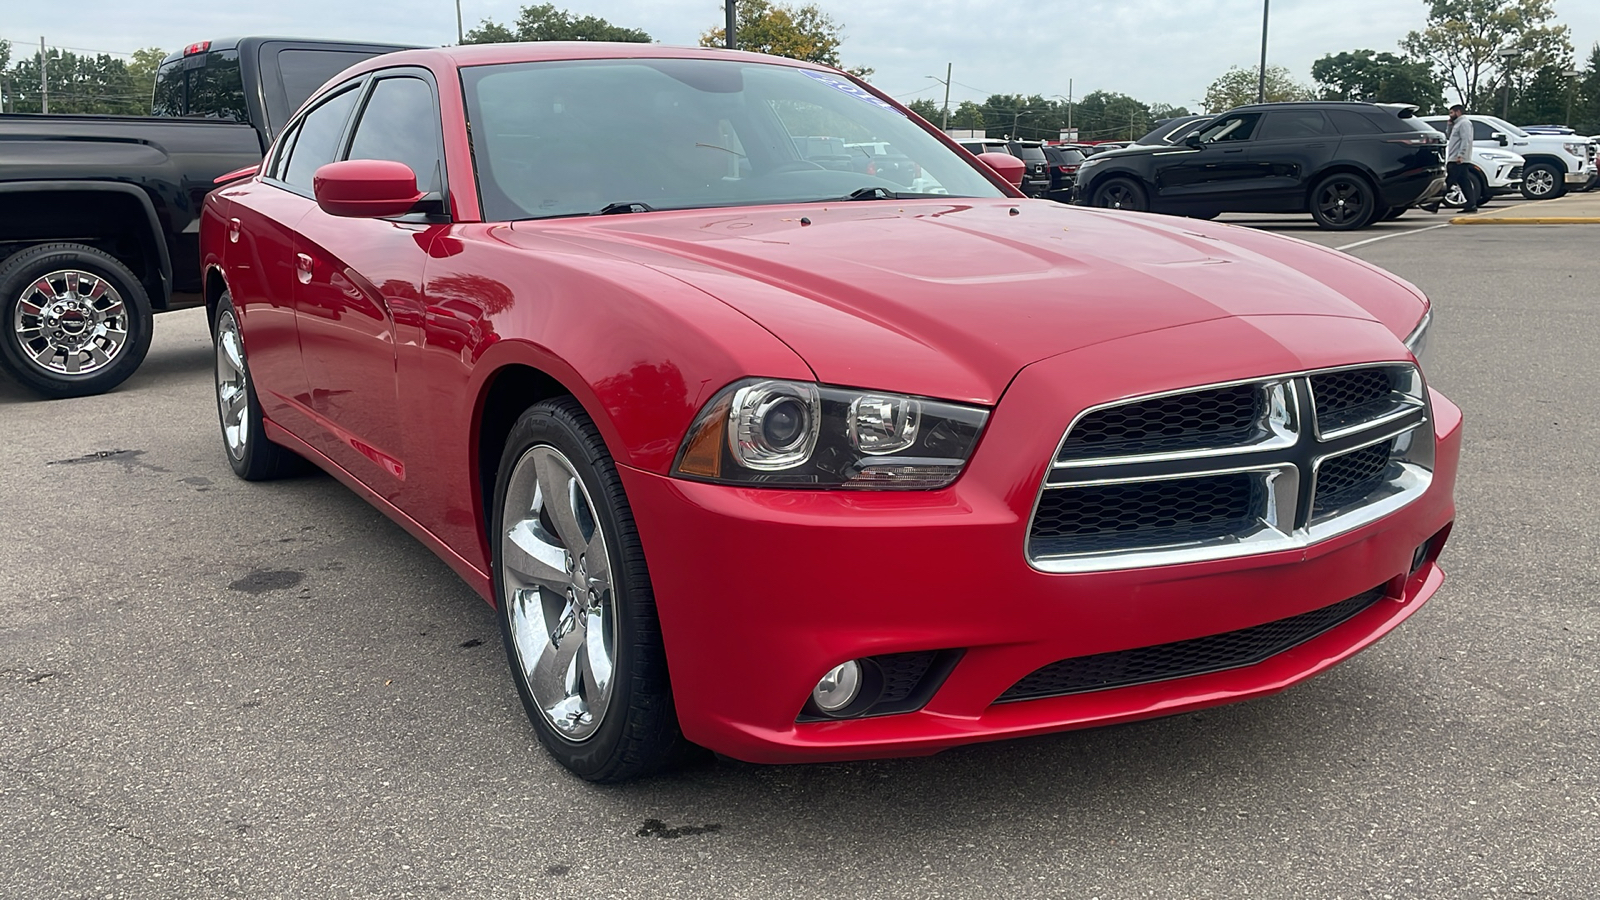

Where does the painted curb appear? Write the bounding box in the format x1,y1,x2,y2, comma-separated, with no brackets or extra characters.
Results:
1449,216,1600,225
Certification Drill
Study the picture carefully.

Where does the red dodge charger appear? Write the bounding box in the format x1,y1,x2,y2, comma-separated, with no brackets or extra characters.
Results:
200,43,1459,781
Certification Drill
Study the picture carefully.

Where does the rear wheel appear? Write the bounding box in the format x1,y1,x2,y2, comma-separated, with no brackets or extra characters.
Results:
1309,173,1377,230
1520,162,1565,200
493,398,697,782
1090,178,1148,211
0,243,153,398
213,292,305,481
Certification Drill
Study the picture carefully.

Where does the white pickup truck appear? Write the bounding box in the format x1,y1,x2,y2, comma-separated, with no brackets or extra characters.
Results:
1423,114,1594,200
1420,115,1525,206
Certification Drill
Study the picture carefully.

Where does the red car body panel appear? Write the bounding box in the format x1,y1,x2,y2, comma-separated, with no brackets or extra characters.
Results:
200,42,1459,765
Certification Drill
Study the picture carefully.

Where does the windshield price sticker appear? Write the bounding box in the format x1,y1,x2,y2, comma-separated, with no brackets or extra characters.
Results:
800,70,906,117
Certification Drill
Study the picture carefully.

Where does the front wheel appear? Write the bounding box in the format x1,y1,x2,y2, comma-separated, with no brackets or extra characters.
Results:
1309,173,1377,230
1520,162,1566,200
1090,178,1148,211
0,243,153,398
493,398,696,782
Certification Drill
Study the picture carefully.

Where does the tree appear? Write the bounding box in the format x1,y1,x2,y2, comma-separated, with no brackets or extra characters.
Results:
6,48,151,115
1400,0,1571,109
1576,43,1600,134
464,3,651,44
950,100,985,131
127,48,166,111
1509,62,1573,123
1313,49,1445,110
905,97,942,125
700,0,872,78
1203,65,1313,112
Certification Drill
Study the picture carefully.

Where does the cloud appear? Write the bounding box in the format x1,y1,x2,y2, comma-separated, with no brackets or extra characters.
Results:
5,0,1597,110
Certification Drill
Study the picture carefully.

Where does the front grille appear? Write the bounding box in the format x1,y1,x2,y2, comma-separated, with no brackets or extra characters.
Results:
1029,364,1432,573
1313,441,1393,516
1310,368,1392,417
1057,384,1262,461
1030,474,1262,557
995,587,1386,702
1509,165,1524,181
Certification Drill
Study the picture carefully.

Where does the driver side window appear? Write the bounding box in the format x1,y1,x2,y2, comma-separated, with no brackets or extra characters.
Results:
280,87,361,193
1197,113,1261,144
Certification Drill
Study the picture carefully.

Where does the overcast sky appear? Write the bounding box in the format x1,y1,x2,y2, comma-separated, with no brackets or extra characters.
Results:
5,0,1599,111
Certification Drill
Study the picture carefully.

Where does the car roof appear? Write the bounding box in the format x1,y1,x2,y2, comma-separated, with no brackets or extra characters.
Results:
333,41,837,79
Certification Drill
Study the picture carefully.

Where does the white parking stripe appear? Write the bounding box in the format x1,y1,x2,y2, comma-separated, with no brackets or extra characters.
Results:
1336,223,1450,251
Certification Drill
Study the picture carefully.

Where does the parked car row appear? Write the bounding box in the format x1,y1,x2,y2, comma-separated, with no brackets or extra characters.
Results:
1419,115,1595,200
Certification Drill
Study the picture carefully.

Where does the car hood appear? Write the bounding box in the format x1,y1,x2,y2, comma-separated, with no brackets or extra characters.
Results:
512,199,1421,404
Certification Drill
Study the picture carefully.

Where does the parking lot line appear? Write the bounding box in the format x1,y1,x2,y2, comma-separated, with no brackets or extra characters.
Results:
1335,223,1451,252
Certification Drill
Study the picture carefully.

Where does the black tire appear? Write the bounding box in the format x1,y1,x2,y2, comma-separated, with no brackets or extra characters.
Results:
0,242,153,398
492,397,697,782
1309,173,1378,230
1519,161,1566,200
212,292,305,481
1090,178,1149,211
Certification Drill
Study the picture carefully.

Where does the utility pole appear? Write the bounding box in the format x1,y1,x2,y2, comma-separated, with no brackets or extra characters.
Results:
40,36,49,115
1068,78,1073,134
725,0,737,50
1256,0,1269,104
455,0,464,44
1565,68,1581,127
941,62,951,131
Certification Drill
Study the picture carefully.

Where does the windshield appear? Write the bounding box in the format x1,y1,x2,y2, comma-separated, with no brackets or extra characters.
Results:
461,58,1005,221
1483,116,1529,138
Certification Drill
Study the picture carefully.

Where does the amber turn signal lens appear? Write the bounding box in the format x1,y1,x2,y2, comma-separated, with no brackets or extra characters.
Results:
676,398,727,478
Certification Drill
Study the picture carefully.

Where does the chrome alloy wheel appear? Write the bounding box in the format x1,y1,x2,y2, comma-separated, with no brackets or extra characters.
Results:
12,269,129,376
501,445,617,742
1445,183,1466,207
214,309,250,460
1525,167,1557,197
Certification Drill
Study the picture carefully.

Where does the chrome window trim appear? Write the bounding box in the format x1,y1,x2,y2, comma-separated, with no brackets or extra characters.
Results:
1027,361,1434,575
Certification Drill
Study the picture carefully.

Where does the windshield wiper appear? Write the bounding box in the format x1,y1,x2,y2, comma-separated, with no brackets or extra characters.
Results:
841,186,898,201
596,201,656,215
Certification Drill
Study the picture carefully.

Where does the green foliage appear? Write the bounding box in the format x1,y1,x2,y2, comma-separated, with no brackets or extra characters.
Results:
1576,43,1600,133
1506,62,1578,124
905,97,943,125
951,100,985,131
1313,49,1445,110
1400,0,1571,109
1203,65,1314,112
5,47,163,114
699,0,871,77
465,3,651,44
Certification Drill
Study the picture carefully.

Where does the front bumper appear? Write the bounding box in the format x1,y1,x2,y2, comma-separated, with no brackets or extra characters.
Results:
622,322,1461,764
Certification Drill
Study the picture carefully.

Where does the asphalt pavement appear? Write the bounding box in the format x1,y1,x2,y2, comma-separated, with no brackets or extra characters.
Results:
2,220,1597,899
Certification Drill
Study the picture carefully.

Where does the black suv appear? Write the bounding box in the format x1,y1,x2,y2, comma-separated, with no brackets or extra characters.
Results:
1074,102,1446,230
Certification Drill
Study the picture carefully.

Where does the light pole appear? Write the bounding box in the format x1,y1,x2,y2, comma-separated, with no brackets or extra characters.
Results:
455,0,464,44
925,64,952,131
1498,47,1525,119
1565,68,1582,127
725,0,737,50
1053,85,1076,141
1257,0,1270,104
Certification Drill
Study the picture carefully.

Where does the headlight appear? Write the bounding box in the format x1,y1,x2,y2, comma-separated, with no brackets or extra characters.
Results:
673,378,989,489
1564,142,1586,157
1404,307,1432,373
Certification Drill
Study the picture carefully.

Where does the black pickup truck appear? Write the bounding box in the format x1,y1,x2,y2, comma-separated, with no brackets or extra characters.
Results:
0,36,413,397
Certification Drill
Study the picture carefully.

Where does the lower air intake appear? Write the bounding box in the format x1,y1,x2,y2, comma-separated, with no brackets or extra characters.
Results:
994,587,1386,703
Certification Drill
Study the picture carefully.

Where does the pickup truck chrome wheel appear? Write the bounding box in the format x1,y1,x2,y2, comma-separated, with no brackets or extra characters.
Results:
501,444,618,743
12,269,129,376
0,243,152,399
214,309,250,460
1521,164,1560,199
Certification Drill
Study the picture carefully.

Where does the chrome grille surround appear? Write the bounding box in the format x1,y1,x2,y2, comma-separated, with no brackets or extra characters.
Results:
1028,363,1432,574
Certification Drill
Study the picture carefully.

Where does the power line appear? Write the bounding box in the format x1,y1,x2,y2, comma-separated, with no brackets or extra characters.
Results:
0,36,149,59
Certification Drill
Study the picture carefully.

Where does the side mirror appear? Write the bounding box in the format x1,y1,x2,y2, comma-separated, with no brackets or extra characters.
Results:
1184,136,1204,149
313,159,426,218
1492,131,1508,146
975,151,1026,187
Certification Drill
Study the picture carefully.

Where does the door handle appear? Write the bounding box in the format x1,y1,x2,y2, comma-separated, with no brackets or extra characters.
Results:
296,253,313,284
1223,148,1244,154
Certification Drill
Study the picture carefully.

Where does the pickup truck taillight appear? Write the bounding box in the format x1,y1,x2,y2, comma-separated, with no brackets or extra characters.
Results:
184,41,212,56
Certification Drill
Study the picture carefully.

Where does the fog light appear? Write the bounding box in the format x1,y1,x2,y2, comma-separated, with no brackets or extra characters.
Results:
811,661,862,714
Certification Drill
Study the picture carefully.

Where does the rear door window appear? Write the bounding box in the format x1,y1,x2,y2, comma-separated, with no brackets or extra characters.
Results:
1259,110,1333,140
345,76,444,193
280,87,361,192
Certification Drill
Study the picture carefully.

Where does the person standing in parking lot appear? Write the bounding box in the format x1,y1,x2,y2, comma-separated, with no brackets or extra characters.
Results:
1443,104,1479,214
